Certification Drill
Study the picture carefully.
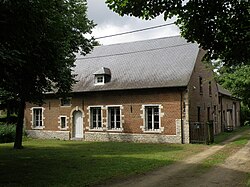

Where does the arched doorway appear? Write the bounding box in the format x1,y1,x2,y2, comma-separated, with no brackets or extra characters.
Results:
73,110,83,138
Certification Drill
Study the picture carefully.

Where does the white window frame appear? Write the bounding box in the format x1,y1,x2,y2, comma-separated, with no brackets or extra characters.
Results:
60,98,72,107
89,106,103,130
94,75,105,85
107,105,123,131
58,115,69,130
31,107,45,129
140,104,164,133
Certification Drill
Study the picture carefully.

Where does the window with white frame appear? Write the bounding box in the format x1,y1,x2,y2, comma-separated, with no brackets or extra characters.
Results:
60,116,67,129
108,107,121,129
95,75,105,85
90,107,102,129
32,108,43,128
145,106,160,131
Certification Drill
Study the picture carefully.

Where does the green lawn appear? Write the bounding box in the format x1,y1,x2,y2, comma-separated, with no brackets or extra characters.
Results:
1,127,249,187
213,125,250,144
0,139,207,187
202,131,250,169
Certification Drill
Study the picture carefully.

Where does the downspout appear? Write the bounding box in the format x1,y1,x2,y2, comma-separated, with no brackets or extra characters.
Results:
180,91,184,144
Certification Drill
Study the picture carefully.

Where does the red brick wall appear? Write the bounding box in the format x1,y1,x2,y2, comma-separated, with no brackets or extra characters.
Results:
187,49,220,134
219,95,241,131
25,88,182,136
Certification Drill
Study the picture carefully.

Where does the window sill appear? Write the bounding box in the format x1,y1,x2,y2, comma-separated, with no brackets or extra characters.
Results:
94,83,105,86
143,130,162,134
107,128,123,132
59,127,68,131
89,128,104,132
31,126,45,130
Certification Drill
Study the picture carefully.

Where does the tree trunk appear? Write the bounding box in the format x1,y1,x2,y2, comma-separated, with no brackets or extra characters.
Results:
6,101,11,123
14,99,25,149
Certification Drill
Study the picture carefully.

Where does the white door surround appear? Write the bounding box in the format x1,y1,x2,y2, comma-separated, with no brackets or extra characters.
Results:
73,110,83,138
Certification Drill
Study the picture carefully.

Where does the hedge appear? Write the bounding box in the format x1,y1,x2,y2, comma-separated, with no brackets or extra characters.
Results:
0,123,16,143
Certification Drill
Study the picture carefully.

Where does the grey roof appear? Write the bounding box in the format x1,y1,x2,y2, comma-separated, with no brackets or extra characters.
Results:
93,67,111,76
217,84,232,97
73,36,200,92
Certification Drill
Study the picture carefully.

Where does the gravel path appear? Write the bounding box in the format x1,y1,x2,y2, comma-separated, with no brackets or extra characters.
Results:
100,131,250,187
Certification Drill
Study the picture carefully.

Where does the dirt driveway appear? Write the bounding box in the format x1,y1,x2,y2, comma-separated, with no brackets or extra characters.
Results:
101,130,250,187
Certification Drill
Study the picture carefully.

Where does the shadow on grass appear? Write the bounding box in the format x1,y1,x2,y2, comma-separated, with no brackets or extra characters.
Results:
0,139,248,187
0,141,186,187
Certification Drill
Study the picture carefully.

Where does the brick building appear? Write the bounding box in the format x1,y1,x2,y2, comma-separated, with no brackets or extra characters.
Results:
24,36,240,143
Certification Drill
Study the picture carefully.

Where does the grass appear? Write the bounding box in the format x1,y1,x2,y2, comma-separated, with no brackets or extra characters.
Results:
199,127,250,177
248,174,250,187
0,139,207,187
1,126,249,186
213,125,249,144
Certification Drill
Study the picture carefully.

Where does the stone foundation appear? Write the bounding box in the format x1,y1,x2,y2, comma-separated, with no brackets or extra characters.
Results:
85,132,181,143
26,119,189,144
26,130,70,140
85,119,183,143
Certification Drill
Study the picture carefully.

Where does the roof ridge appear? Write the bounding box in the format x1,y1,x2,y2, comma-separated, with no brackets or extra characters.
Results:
95,35,182,48
77,42,195,60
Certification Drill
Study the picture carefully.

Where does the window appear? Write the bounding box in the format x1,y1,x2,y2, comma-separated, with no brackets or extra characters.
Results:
207,107,210,121
60,116,67,129
199,77,203,94
209,81,212,96
213,105,217,123
32,108,44,128
90,107,102,129
93,67,111,85
145,106,160,131
197,107,201,122
60,98,71,107
95,75,104,85
108,107,121,129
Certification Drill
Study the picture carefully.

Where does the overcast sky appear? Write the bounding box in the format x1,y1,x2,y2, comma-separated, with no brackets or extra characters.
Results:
87,0,180,45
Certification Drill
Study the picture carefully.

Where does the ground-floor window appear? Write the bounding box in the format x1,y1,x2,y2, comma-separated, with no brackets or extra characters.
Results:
108,107,121,130
32,107,44,129
90,107,102,129
59,115,68,130
145,106,160,131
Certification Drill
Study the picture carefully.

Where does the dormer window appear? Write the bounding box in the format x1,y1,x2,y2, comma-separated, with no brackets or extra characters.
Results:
95,75,105,85
93,67,111,85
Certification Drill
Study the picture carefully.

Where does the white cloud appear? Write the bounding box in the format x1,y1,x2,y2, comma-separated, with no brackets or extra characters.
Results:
87,0,180,45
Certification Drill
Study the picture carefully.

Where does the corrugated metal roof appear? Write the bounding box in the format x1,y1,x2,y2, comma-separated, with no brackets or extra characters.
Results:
73,36,200,92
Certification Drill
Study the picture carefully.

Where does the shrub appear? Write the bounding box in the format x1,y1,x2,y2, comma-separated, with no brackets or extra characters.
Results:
0,123,16,143
240,103,250,126
0,114,18,124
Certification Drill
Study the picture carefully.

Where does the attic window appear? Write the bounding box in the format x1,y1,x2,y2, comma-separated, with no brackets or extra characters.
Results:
95,75,104,85
93,67,111,85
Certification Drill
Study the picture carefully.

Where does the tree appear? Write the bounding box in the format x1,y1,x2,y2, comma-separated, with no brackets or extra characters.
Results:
217,65,250,108
0,88,17,122
0,0,95,149
106,0,250,121
217,64,250,125
106,0,250,66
